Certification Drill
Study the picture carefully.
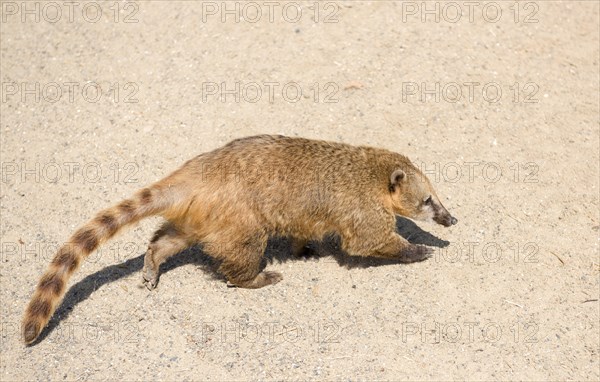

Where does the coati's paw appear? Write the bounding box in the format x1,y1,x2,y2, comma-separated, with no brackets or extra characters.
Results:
142,266,159,290
263,271,283,285
400,245,434,263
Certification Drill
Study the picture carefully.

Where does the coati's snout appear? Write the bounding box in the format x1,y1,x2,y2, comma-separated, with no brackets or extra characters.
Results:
433,206,458,227
419,194,458,227
389,168,457,227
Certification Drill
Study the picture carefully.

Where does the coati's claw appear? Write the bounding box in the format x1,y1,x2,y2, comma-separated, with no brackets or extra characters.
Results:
400,245,434,263
144,279,157,290
142,267,158,290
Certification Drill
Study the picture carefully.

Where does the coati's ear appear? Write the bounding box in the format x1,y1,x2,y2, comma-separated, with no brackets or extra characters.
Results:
389,169,406,191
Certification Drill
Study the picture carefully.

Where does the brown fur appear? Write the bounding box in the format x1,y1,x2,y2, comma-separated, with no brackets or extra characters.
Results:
22,135,456,344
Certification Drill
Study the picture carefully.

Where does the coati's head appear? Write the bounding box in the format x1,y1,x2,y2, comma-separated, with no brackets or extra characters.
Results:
388,167,457,227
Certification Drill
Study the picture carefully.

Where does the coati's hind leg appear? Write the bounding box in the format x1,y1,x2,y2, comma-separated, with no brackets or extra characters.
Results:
207,234,282,289
142,222,190,290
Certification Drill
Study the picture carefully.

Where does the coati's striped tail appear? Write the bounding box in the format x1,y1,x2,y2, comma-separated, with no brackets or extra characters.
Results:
22,184,174,344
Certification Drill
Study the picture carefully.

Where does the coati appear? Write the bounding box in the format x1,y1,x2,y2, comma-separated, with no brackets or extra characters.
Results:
22,135,457,344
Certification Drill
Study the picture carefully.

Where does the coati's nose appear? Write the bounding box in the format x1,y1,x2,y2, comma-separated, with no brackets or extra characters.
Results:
450,217,458,225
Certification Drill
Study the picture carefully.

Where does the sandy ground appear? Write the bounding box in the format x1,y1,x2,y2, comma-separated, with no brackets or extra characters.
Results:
1,1,599,380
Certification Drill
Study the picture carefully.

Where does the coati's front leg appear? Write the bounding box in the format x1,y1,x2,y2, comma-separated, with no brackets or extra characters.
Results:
344,229,433,263
374,233,433,262
142,222,190,290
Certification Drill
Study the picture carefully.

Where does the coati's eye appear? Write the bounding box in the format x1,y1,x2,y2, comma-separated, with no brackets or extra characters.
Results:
424,196,432,204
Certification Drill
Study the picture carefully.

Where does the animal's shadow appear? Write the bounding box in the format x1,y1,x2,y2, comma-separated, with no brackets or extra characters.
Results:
30,216,448,345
